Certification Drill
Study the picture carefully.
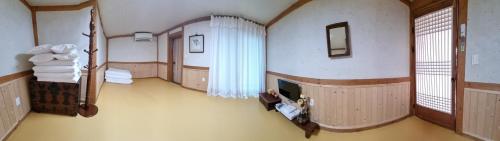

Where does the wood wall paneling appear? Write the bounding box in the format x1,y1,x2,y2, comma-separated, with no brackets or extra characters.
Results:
181,67,209,92
158,62,168,80
95,64,106,99
108,62,158,78
266,73,410,131
462,88,500,141
0,76,31,140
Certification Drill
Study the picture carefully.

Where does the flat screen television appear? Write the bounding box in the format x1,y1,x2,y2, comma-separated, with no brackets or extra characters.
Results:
278,79,301,102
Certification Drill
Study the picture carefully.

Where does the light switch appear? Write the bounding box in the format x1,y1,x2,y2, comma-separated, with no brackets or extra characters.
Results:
16,96,21,107
309,99,314,107
472,54,479,65
202,77,206,82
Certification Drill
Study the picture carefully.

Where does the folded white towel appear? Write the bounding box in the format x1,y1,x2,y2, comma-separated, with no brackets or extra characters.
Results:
51,44,77,54
33,65,80,73
105,73,132,79
26,44,52,55
29,53,55,63
53,50,78,60
34,58,79,66
37,76,80,83
106,68,132,76
106,77,133,84
35,72,81,79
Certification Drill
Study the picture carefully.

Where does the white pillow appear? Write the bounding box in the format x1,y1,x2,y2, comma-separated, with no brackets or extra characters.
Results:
51,44,77,54
29,53,55,63
53,51,79,60
26,44,52,55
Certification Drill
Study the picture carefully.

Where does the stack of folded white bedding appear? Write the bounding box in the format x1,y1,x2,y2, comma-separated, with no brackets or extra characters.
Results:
105,68,133,84
27,44,81,83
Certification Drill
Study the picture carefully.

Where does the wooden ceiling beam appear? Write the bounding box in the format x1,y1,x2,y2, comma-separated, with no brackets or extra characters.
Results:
400,0,411,7
265,0,312,28
32,0,95,11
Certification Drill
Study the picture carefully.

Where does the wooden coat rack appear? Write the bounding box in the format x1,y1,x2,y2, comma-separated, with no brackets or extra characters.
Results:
79,8,98,117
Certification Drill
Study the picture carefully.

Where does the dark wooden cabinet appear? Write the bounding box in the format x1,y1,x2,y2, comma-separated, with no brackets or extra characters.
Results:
259,93,281,111
29,77,81,116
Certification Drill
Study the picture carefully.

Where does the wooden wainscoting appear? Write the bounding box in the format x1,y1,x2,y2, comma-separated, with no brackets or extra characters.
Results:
95,64,106,99
0,75,31,140
158,62,168,80
266,72,410,131
182,65,209,92
108,62,158,78
462,87,500,141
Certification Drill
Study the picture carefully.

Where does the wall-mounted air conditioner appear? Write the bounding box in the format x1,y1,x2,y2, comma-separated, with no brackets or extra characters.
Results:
134,32,153,42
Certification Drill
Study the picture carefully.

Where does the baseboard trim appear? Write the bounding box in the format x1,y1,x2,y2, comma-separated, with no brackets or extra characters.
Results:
2,112,31,141
181,85,207,93
318,114,411,132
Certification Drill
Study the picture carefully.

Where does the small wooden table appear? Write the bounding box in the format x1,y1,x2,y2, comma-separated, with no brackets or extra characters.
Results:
259,92,319,138
259,93,281,111
292,118,320,138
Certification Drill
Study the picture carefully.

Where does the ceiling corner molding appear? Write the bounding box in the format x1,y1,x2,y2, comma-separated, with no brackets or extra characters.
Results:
20,0,32,10
155,16,211,36
400,0,411,7
32,0,95,11
265,0,312,28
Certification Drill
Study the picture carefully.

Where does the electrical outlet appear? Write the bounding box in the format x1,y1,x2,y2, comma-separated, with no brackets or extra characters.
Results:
309,99,314,107
16,96,21,107
202,77,206,82
472,54,479,65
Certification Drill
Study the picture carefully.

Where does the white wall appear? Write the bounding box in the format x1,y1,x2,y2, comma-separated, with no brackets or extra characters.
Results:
36,7,91,69
108,37,157,62
158,33,168,63
465,0,500,84
267,0,410,79
0,0,35,76
183,21,211,67
96,10,107,66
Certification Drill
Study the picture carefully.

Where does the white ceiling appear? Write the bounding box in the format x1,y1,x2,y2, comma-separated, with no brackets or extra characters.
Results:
27,0,297,37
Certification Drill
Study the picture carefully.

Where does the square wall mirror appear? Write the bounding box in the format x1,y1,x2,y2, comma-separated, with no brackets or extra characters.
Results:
326,22,351,57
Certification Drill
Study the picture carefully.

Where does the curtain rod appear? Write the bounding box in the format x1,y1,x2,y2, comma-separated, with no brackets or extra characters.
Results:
212,15,264,26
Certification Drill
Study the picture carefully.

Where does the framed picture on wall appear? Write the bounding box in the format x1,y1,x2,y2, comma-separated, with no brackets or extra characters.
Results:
189,34,204,53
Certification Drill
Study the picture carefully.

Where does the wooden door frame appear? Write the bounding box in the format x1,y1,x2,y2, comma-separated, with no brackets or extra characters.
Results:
409,0,459,130
167,31,184,85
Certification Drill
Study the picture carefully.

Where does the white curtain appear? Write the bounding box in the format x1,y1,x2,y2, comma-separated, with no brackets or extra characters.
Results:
208,15,266,99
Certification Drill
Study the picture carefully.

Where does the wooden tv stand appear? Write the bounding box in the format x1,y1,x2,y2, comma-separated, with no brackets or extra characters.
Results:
259,93,320,138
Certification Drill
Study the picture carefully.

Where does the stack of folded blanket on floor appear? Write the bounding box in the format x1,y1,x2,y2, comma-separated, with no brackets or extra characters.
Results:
105,68,133,84
27,44,81,83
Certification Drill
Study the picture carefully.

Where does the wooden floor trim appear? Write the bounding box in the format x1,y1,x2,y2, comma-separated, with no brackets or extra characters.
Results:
2,112,30,141
464,81,500,92
183,65,209,70
320,115,411,132
0,70,34,85
267,71,410,86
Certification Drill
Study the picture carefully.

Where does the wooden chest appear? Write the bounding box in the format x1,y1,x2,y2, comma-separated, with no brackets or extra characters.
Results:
28,77,81,116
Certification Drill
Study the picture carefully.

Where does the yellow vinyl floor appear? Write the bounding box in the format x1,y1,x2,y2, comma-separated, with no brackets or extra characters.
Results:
7,78,471,141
